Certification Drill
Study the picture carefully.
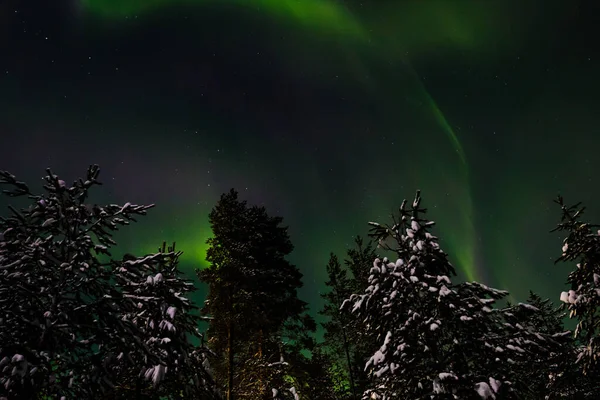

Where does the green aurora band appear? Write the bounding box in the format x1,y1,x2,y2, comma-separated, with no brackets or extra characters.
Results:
78,0,545,283
406,65,477,282
79,0,528,55
80,0,366,39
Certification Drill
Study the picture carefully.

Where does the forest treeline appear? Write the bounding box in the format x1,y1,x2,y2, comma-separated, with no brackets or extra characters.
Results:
0,165,599,399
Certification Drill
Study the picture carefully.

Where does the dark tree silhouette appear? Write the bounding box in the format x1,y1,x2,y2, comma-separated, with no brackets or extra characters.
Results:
198,189,310,399
319,237,376,399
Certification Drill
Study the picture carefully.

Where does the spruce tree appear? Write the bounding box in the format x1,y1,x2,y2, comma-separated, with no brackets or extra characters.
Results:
319,237,376,400
293,346,338,400
342,237,377,395
0,166,217,399
505,292,576,399
320,253,357,399
554,196,600,374
198,189,309,399
552,196,600,397
345,236,377,294
107,242,219,400
343,191,568,399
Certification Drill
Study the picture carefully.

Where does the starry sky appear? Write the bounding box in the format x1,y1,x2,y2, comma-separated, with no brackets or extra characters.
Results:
1,0,599,320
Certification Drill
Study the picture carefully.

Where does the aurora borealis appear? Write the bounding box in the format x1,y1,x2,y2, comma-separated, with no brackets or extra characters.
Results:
1,0,599,319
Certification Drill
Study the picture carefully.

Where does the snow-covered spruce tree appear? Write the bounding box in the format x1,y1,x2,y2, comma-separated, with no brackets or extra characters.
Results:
342,191,569,400
504,292,582,399
0,166,217,399
106,242,220,399
553,196,600,384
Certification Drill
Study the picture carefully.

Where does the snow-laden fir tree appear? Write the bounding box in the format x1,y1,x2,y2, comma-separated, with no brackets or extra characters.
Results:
107,242,219,399
504,292,578,399
553,196,600,390
0,166,218,399
554,196,600,372
508,291,600,399
342,191,570,400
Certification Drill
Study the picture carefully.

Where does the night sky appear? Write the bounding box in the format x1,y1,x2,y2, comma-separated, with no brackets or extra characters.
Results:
1,0,599,322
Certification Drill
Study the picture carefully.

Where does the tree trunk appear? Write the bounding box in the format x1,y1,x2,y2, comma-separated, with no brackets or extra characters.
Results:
227,281,235,400
334,285,358,400
135,377,141,400
340,323,358,400
258,329,264,398
227,321,234,400
258,329,263,358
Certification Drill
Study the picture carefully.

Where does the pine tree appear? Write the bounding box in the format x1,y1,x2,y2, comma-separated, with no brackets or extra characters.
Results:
343,191,569,400
198,189,309,399
231,312,324,400
0,166,217,399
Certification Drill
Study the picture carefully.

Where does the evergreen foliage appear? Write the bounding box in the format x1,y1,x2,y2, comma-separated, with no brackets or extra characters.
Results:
197,189,314,399
0,166,217,399
320,253,357,399
550,196,600,398
2,165,600,399
554,196,600,374
319,237,376,399
343,191,570,399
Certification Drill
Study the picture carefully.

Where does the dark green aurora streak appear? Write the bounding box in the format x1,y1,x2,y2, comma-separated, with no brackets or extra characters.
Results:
1,0,598,317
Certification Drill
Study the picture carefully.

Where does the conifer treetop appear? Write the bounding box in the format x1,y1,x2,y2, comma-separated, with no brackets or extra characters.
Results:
343,191,570,400
553,195,600,375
